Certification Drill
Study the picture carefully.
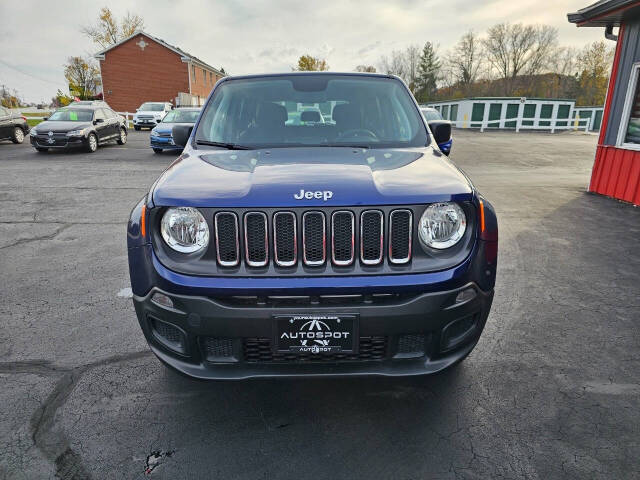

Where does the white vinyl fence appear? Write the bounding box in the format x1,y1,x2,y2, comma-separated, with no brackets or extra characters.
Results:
425,97,603,133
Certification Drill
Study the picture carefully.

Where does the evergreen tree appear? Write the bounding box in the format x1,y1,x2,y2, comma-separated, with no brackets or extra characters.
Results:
415,42,441,103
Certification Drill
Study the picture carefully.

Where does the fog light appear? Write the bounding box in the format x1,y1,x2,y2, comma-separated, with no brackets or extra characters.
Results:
455,288,476,304
152,293,173,308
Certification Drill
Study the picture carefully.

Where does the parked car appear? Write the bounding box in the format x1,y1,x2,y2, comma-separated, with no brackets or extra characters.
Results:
29,106,127,153
127,72,497,380
0,106,29,144
149,107,201,154
420,107,452,155
133,102,173,130
69,100,112,109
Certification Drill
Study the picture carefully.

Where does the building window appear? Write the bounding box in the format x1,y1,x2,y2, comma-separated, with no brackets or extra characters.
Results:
618,62,640,147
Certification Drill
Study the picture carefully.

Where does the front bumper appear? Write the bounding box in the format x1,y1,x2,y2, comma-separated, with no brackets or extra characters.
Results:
133,278,493,379
30,135,87,150
150,135,180,149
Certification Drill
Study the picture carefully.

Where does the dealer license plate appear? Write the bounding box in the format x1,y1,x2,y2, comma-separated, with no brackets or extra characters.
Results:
274,314,358,354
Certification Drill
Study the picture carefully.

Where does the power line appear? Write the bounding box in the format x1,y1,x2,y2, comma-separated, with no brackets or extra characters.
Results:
0,59,62,87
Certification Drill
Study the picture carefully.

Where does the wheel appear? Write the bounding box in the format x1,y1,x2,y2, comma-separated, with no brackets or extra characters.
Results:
12,127,25,144
134,125,141,131
86,133,98,153
35,147,48,153
117,127,127,145
153,148,163,154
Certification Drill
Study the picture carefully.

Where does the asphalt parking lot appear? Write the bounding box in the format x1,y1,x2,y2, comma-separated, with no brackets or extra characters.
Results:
1,129,639,479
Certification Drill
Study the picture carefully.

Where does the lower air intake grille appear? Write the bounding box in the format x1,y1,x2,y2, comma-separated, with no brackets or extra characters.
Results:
397,334,426,355
215,212,239,266
150,317,185,354
389,209,412,264
243,336,387,363
303,211,326,265
202,337,235,361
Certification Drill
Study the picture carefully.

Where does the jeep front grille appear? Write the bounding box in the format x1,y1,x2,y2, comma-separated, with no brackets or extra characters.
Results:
244,212,268,267
389,209,412,264
215,212,240,266
273,212,297,266
211,208,413,268
302,211,326,265
331,211,354,265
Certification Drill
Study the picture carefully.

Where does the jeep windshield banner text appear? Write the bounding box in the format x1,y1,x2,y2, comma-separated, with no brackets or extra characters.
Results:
127,72,498,379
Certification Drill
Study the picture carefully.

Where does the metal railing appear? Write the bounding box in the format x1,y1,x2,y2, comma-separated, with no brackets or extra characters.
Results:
450,116,593,133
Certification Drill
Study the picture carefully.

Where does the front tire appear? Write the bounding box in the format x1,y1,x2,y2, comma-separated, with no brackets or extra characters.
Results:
86,133,98,153
117,127,127,145
153,148,163,154
12,127,25,144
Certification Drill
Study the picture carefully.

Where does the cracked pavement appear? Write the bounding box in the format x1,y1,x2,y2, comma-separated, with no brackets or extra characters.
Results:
1,130,639,479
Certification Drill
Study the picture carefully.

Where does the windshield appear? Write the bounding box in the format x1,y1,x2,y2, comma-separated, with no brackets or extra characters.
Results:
421,109,442,122
162,109,200,123
139,103,165,112
48,109,93,122
195,75,429,149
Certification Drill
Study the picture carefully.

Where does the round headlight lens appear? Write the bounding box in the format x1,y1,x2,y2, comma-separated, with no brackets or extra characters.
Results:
418,202,466,249
161,207,209,253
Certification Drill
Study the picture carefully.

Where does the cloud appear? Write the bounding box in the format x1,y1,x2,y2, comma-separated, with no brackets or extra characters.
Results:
0,0,605,102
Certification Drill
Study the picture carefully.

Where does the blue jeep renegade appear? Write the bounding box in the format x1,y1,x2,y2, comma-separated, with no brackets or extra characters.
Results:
127,72,498,379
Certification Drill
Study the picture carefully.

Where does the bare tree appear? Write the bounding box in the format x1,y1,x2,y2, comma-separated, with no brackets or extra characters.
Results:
482,22,558,94
82,7,144,49
355,65,377,72
448,31,483,94
404,44,422,92
378,50,407,80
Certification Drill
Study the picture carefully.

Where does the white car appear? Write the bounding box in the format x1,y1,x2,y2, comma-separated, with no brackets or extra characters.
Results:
133,102,173,130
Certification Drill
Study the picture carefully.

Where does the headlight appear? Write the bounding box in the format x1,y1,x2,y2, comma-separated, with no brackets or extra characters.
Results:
418,202,466,249
160,207,209,253
30,129,37,136
66,129,86,137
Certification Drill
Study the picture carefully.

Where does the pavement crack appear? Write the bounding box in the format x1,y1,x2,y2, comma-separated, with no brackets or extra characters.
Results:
26,350,152,479
0,224,72,250
0,359,69,376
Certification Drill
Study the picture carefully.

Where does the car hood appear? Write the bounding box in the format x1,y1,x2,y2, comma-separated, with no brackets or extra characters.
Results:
34,121,93,133
151,146,474,208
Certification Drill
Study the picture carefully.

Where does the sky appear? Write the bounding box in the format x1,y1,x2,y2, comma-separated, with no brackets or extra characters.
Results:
0,0,605,103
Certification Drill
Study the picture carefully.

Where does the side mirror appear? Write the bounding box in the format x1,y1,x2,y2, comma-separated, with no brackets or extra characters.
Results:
156,118,162,123
43,117,49,121
172,124,193,148
94,118,104,124
428,120,451,149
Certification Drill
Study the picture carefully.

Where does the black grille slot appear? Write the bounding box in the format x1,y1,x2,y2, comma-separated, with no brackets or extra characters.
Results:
274,212,297,266
243,336,387,363
397,334,426,355
244,212,268,267
332,211,354,265
389,210,412,264
215,212,239,266
303,211,326,265
360,210,383,264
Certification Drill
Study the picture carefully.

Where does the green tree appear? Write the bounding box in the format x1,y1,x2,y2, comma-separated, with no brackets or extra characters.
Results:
294,55,329,71
576,41,614,106
81,7,144,49
415,42,441,102
64,56,101,99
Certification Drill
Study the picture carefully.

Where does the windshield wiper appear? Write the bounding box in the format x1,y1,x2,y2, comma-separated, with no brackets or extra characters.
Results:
195,140,252,150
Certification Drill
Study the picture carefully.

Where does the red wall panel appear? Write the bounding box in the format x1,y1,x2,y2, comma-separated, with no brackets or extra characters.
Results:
591,145,640,205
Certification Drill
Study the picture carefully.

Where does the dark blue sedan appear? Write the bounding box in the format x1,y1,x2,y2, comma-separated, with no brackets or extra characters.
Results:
150,107,201,154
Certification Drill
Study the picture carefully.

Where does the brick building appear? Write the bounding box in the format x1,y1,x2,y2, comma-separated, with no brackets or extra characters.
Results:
95,31,224,113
